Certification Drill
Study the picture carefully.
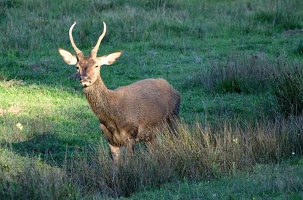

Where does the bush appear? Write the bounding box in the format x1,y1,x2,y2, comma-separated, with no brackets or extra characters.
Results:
254,0,302,33
295,39,303,55
272,63,303,116
184,53,273,94
184,54,303,117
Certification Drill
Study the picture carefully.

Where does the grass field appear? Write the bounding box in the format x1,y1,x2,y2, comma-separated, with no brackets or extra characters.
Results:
1,0,303,199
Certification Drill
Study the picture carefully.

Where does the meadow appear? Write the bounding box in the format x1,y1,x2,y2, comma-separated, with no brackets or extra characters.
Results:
0,0,303,199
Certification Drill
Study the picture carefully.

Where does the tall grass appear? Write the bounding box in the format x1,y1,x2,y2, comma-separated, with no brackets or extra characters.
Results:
1,116,302,198
272,64,303,116
0,149,79,200
64,117,303,197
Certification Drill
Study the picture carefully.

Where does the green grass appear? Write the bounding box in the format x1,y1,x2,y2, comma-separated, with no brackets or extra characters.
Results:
1,0,303,199
119,159,303,200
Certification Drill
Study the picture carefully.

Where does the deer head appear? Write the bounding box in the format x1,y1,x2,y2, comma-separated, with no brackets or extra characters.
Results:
58,22,122,87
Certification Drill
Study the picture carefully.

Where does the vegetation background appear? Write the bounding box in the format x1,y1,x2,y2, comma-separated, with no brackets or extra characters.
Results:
1,0,303,199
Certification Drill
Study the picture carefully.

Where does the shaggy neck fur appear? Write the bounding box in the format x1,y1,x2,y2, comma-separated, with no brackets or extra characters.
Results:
83,76,115,123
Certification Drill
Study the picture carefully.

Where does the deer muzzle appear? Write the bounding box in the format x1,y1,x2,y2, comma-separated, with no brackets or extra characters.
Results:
80,75,91,87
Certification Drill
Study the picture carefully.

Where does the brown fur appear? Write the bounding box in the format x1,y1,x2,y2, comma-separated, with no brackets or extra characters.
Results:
58,22,181,162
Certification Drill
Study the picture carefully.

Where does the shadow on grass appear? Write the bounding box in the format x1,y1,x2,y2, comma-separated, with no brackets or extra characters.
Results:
9,134,77,166
1,116,103,167
4,135,95,168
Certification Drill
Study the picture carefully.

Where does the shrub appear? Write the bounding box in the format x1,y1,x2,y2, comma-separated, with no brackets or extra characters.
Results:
185,54,303,117
295,39,303,55
184,53,273,94
255,10,302,32
271,63,303,116
254,0,302,33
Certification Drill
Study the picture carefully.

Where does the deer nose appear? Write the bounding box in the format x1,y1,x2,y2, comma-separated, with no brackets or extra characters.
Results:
80,74,92,87
80,74,90,82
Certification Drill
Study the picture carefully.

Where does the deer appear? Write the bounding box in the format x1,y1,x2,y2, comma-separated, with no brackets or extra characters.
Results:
58,22,181,162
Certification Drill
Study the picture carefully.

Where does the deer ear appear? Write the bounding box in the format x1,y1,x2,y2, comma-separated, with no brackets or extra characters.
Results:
58,48,78,65
98,51,122,66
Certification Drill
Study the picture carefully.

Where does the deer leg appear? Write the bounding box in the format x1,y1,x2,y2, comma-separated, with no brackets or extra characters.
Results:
109,143,121,163
99,123,120,162
126,138,135,157
99,123,113,142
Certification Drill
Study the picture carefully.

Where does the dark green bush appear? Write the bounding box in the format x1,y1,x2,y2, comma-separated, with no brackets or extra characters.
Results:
296,39,303,55
255,11,302,32
215,78,244,94
272,65,303,116
0,0,20,8
185,53,273,94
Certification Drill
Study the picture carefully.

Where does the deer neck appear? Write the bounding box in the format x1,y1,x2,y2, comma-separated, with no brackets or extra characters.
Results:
83,76,114,121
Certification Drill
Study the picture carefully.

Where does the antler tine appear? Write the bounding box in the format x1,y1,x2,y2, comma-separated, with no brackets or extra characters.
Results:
69,22,83,56
91,21,107,58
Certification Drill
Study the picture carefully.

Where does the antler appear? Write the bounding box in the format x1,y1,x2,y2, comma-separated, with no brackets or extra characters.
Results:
91,21,107,58
69,22,83,57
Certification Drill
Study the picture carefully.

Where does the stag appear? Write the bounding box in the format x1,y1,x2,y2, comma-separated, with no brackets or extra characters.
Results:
58,22,181,162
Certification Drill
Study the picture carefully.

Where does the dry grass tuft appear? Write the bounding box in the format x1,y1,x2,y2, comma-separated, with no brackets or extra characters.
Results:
66,117,303,197
0,104,21,116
